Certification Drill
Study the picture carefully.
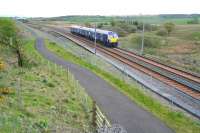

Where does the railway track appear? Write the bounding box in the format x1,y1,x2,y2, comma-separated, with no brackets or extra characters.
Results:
49,29,200,101
115,48,200,92
27,23,200,101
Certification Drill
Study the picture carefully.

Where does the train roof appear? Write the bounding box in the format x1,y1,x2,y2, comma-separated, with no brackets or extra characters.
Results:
70,25,116,35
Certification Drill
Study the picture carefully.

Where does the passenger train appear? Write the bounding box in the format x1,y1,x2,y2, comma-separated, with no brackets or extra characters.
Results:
70,26,119,47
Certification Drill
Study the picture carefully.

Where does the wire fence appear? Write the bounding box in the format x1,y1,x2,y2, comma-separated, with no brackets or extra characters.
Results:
34,50,128,132
33,51,124,132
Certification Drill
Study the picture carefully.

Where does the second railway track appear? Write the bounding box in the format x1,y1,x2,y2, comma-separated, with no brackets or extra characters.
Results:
51,28,200,101
27,23,200,101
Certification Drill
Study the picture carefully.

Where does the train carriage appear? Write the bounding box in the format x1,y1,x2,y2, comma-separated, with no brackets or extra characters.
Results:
70,26,119,47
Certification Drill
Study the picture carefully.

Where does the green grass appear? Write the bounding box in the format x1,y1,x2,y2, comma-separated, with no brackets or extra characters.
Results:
46,40,200,133
0,40,92,132
189,32,200,41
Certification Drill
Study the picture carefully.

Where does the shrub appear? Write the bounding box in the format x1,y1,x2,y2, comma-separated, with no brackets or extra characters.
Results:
46,82,55,88
33,120,48,131
84,22,91,27
0,88,14,95
49,42,56,45
156,29,168,36
0,60,5,70
108,21,137,36
97,23,103,28
126,25,137,33
134,35,161,48
110,20,116,26
113,26,128,37
164,22,175,35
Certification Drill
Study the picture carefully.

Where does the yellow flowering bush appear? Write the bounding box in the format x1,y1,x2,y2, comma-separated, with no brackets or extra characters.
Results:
0,88,14,95
0,95,4,103
0,59,5,70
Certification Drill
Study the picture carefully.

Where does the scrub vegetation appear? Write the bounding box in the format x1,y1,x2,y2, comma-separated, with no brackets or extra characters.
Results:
46,39,200,133
119,24,200,73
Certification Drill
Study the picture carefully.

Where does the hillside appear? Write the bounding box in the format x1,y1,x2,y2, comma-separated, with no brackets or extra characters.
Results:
0,18,92,132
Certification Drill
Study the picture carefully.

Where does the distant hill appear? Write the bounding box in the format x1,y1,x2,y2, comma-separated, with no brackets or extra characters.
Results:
28,14,200,24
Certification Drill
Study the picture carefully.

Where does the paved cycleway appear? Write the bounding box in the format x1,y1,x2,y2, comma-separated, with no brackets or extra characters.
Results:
36,37,174,133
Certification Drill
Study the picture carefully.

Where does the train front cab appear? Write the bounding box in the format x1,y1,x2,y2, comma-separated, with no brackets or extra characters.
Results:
107,32,119,47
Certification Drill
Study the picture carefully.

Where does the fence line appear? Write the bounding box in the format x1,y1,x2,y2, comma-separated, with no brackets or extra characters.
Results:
34,53,127,132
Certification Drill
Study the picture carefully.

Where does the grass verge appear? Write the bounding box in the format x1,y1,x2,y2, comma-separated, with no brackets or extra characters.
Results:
46,40,200,133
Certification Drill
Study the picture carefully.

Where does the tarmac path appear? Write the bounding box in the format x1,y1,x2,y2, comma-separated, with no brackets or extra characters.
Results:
35,37,174,133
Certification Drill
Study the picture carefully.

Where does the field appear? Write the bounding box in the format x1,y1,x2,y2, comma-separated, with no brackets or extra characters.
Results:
0,38,93,132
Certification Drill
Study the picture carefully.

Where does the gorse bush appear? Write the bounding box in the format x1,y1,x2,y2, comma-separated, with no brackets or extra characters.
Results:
0,59,5,70
0,88,14,95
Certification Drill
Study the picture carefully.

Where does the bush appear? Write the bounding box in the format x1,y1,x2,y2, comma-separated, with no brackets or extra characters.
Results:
0,88,14,95
46,82,55,87
112,26,128,37
110,20,116,26
150,24,159,31
97,23,103,28
134,35,161,48
164,22,175,35
126,25,137,33
84,22,91,27
156,29,168,36
0,59,5,70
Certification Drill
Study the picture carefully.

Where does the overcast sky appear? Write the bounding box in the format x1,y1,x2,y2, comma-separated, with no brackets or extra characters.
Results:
0,0,200,17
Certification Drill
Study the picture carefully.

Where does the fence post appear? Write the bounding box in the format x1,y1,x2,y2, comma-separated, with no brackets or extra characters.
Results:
92,100,97,131
102,119,106,132
67,68,69,82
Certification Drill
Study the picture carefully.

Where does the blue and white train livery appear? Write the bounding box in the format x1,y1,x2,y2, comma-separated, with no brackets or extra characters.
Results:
70,26,119,47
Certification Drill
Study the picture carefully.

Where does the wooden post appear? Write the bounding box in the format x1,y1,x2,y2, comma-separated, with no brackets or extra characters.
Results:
66,68,69,82
102,119,106,131
92,101,97,131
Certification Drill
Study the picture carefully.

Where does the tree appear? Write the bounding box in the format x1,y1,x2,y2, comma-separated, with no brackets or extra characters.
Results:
110,20,116,27
0,18,24,67
164,22,175,36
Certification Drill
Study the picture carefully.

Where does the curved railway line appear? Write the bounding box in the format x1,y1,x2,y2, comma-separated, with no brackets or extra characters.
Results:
47,28,200,100
26,23,200,118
